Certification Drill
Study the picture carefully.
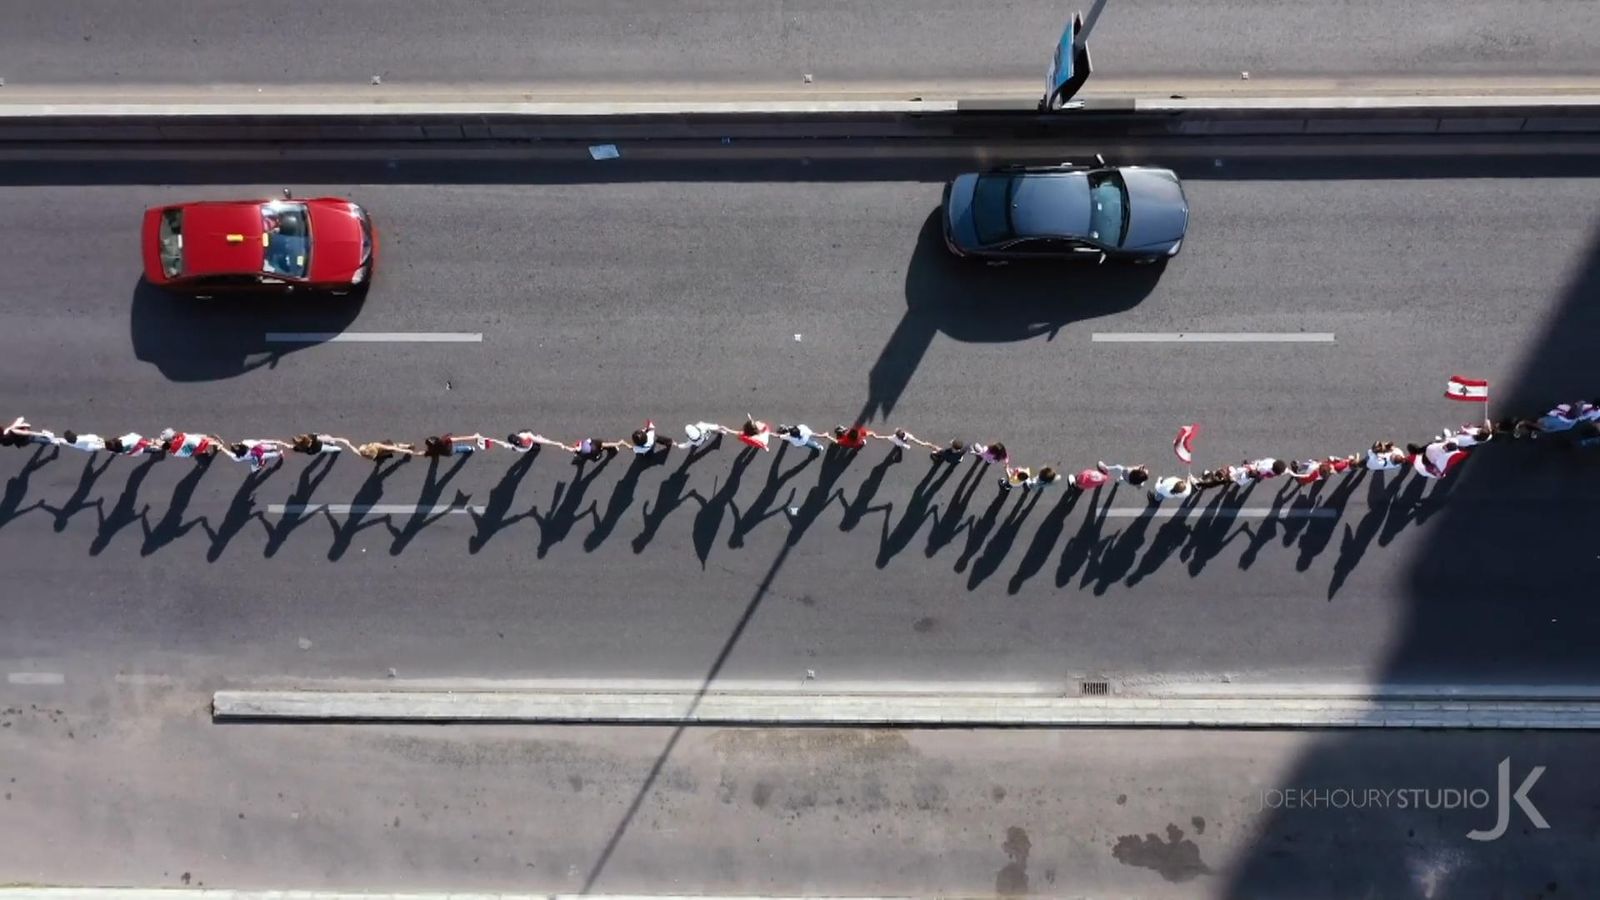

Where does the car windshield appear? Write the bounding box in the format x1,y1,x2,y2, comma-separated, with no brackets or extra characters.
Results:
158,208,183,278
1087,171,1129,246
260,201,311,278
971,175,1018,245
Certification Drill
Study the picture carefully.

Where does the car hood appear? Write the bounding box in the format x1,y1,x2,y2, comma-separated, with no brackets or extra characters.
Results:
1121,168,1189,252
306,202,366,281
944,173,982,250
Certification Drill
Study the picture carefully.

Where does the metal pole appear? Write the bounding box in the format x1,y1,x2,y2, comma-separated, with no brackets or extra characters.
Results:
1074,0,1109,50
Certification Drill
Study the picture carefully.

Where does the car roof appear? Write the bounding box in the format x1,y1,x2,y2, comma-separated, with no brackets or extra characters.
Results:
1006,171,1092,240
176,200,272,277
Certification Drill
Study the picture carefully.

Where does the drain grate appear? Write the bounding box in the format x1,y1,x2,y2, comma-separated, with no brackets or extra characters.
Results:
1080,680,1109,696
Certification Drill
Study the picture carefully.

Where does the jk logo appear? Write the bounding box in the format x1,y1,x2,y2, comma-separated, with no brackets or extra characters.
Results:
1466,757,1548,842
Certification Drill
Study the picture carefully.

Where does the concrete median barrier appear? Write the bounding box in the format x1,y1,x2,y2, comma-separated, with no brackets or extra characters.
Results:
3,95,1600,144
211,681,1600,729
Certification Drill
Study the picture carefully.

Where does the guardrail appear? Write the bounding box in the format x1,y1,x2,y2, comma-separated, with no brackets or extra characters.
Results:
2,102,1599,143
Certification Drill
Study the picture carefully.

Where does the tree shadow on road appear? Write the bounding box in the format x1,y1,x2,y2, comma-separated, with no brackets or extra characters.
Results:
856,209,1162,424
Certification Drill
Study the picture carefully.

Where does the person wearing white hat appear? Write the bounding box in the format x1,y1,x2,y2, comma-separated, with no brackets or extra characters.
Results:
677,421,730,450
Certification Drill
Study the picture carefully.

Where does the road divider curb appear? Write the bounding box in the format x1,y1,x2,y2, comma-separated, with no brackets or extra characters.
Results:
0,883,902,890
3,98,1600,143
210,682,1600,730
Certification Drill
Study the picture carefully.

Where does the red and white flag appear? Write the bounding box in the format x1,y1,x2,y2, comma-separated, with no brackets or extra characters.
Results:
1445,375,1489,402
1173,424,1200,465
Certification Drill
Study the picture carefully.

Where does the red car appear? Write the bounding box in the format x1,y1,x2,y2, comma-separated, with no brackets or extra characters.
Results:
142,191,376,296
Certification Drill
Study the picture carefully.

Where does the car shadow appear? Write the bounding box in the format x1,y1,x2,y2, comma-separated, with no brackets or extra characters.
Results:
130,277,365,382
857,209,1164,423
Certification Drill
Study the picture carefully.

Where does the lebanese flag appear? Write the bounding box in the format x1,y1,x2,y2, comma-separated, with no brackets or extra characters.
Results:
1173,424,1200,465
1445,375,1489,402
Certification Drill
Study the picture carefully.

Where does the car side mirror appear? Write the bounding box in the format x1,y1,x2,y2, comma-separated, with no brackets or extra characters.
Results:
282,188,293,199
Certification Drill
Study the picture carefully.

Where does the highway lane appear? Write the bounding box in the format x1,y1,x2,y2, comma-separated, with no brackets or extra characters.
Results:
0,150,1598,692
2,675,1598,895
2,0,1599,91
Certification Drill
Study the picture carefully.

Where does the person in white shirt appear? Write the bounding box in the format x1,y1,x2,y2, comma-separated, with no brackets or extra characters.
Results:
59,430,106,453
106,432,159,456
1151,474,1195,501
777,423,825,452
1248,458,1288,479
4,417,58,447
1362,441,1407,471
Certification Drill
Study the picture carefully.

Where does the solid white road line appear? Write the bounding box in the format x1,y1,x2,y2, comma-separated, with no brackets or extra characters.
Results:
263,332,484,343
267,504,486,516
1105,507,1339,519
6,672,65,685
1091,332,1337,343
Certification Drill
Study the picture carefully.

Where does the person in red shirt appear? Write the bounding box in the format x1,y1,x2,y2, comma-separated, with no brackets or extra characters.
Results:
831,424,873,451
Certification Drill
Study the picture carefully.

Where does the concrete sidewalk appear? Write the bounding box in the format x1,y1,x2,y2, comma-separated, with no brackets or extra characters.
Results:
211,680,1600,729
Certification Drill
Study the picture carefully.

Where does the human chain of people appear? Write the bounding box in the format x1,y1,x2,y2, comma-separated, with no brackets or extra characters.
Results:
5,378,1598,503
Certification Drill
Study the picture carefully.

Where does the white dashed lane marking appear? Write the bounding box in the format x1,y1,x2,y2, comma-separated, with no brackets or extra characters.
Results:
264,332,483,343
6,672,65,685
1092,332,1337,343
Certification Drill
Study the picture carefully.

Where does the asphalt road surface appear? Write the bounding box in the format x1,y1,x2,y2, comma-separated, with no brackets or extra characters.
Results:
2,676,1597,896
2,0,1599,89
1,138,1597,694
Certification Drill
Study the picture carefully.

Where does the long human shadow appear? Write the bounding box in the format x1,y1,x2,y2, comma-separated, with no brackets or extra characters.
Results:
202,462,281,562
90,455,155,555
1326,471,1406,598
856,209,1161,424
877,459,961,568
532,453,612,559
953,485,1009,574
1088,498,1156,595
782,444,860,545
263,454,338,558
1008,486,1081,593
584,454,655,552
45,453,112,533
0,445,56,532
727,443,812,549
924,460,985,559
1178,484,1254,576
1292,469,1367,572
1223,224,1600,895
633,439,719,553
327,456,409,561
691,446,756,568
1233,482,1296,571
468,449,539,554
1123,492,1205,588
967,489,1042,589
1057,483,1117,588
388,454,471,556
836,450,900,533
140,459,213,556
